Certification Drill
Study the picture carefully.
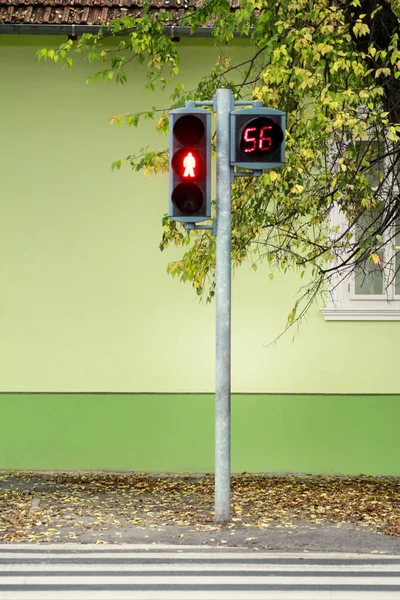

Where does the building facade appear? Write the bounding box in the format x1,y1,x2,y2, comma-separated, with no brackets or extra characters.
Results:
0,3,399,474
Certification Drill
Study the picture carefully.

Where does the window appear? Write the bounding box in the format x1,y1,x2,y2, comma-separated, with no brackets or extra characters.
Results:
321,139,400,321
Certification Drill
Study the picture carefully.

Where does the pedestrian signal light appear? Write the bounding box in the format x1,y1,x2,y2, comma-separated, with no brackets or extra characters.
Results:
169,109,211,223
231,108,286,169
171,149,202,179
183,152,197,178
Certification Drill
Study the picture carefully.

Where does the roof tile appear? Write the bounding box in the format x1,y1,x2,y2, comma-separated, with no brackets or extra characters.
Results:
43,6,52,22
0,0,235,27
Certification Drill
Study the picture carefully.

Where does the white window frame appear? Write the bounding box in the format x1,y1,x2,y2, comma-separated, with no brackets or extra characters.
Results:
321,139,400,321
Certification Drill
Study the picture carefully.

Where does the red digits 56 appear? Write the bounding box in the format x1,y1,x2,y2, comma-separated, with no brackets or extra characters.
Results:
243,125,273,152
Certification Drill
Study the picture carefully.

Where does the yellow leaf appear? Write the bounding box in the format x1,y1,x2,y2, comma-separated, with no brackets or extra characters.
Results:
157,116,165,130
269,273,274,280
270,170,278,182
370,252,382,265
291,184,304,194
375,67,391,78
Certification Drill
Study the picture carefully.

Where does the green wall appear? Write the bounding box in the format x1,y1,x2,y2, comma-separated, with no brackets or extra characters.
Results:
1,393,399,475
0,36,399,474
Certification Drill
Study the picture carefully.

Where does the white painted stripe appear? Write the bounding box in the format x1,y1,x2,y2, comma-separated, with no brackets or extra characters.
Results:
0,547,220,552
0,563,399,572
0,546,397,559
0,553,282,560
0,590,397,599
0,575,399,585
0,551,398,560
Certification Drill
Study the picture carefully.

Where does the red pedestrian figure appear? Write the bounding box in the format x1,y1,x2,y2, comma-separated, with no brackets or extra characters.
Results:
183,152,196,177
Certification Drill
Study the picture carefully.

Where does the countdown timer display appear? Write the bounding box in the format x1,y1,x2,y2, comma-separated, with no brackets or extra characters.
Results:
231,109,286,169
239,117,284,159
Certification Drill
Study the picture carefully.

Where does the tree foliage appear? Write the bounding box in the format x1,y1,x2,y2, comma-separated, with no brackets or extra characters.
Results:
38,0,400,326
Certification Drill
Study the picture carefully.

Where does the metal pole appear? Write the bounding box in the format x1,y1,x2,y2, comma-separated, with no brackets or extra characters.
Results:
214,88,233,524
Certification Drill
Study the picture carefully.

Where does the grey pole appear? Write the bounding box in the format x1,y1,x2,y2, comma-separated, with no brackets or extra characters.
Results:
214,88,234,524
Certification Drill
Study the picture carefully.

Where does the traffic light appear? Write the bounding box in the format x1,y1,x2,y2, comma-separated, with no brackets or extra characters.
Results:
231,108,285,169
169,108,211,223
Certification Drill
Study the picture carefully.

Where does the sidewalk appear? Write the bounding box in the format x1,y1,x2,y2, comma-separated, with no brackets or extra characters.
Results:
0,472,399,554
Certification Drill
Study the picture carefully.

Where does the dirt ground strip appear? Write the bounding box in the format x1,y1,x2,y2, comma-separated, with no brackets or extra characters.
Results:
0,472,399,552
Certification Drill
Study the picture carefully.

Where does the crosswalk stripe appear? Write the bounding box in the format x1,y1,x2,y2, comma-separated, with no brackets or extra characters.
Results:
1,564,400,572
0,548,397,561
0,545,398,600
1,592,398,600
0,545,394,556
0,547,397,560
0,574,400,584
0,553,398,563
